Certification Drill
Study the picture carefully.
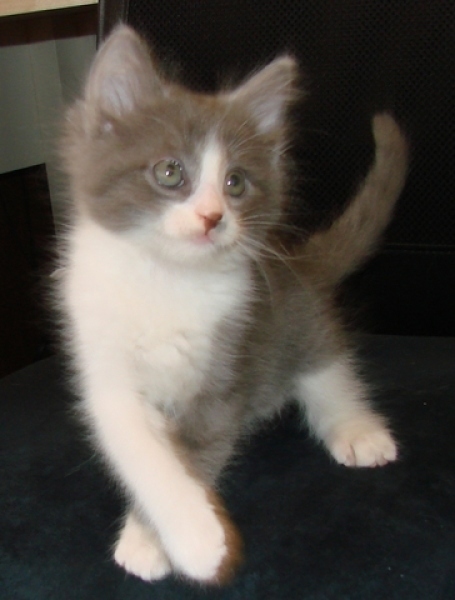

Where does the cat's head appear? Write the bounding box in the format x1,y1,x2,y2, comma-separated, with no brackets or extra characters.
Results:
63,26,299,266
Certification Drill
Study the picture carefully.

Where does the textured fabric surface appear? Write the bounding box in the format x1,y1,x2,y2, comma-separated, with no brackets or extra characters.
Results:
1,336,455,599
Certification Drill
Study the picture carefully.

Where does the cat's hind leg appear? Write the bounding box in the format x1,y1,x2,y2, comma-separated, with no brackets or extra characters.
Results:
114,510,171,581
294,358,397,467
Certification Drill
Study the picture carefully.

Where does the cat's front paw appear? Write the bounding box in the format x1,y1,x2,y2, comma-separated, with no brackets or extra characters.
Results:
163,490,242,584
114,513,171,581
328,421,398,467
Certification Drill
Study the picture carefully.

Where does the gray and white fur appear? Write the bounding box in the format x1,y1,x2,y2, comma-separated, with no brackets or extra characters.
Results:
56,26,409,584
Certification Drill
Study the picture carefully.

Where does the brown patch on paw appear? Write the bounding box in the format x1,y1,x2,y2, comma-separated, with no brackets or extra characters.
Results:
205,488,243,585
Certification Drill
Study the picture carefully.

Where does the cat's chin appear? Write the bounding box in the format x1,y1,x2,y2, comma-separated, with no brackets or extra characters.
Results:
148,234,240,268
191,233,216,246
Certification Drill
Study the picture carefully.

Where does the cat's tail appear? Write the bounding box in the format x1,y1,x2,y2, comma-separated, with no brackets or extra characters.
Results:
299,113,409,287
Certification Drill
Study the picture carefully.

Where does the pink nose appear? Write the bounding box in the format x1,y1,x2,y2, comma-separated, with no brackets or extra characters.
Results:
201,212,223,234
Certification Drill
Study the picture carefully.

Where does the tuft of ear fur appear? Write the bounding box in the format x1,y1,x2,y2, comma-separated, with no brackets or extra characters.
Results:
84,25,161,122
228,56,299,134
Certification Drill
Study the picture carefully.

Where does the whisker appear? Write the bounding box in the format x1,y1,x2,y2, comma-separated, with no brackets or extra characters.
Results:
65,454,97,477
232,130,268,150
239,236,310,287
240,217,303,234
236,239,275,306
241,237,290,262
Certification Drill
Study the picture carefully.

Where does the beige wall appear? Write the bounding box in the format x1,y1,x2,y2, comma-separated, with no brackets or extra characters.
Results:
0,27,96,225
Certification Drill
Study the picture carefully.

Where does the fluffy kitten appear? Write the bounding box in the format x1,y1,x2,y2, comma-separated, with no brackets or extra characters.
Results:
56,25,408,584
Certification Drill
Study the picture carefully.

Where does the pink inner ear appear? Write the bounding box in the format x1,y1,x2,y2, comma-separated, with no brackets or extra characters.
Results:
85,26,160,119
228,55,297,135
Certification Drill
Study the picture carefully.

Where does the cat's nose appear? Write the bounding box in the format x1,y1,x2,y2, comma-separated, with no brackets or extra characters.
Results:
201,212,223,234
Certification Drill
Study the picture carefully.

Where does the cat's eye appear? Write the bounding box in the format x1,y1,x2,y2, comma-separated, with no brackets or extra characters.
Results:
153,159,184,188
224,170,246,197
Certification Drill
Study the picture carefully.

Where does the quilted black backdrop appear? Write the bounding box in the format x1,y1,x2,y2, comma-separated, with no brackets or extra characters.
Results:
99,0,455,336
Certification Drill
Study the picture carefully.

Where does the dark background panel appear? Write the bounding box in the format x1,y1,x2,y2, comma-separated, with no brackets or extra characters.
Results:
100,0,455,336
0,165,55,377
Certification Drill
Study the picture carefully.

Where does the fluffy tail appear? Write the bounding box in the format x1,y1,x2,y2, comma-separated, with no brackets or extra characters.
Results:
299,113,409,286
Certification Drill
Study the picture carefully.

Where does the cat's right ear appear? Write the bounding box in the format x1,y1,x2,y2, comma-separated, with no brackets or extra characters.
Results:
228,55,300,136
83,25,161,129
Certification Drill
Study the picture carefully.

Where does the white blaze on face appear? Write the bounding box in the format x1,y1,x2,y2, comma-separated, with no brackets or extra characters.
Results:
191,141,225,232
163,140,237,245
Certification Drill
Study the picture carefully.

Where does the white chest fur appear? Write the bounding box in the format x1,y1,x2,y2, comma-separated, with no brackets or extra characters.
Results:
64,221,251,409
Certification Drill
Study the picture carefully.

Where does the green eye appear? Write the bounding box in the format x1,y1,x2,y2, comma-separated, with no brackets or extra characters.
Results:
153,159,184,187
224,170,246,197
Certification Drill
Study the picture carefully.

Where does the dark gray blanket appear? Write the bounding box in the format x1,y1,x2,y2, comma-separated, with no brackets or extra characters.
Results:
1,335,454,599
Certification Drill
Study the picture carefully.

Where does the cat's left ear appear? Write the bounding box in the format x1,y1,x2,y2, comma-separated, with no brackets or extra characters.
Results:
228,56,299,135
84,25,162,124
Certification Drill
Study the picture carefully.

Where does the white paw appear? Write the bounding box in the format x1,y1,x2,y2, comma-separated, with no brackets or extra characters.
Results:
114,514,171,581
167,504,227,581
161,492,241,583
328,422,398,467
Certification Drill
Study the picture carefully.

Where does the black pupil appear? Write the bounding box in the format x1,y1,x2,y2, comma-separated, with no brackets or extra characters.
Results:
166,163,177,177
229,174,240,187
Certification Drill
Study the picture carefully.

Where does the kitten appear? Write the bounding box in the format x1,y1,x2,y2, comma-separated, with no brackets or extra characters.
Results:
56,25,408,584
